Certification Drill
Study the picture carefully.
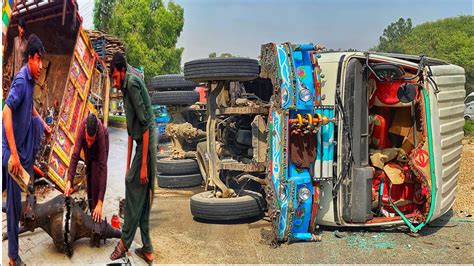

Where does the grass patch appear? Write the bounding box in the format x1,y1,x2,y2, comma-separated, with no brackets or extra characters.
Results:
109,115,126,124
464,120,474,135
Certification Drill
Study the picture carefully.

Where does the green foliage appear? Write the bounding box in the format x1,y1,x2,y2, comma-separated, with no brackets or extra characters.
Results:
109,115,126,123
372,18,412,52
373,16,474,95
464,120,474,135
399,16,474,95
93,0,117,31
95,0,184,82
209,52,235,58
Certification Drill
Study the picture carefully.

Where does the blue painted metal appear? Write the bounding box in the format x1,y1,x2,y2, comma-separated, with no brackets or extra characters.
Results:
268,43,335,242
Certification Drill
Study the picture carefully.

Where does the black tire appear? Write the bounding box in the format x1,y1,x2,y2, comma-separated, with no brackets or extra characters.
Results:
156,158,199,175
190,190,265,221
150,91,199,106
157,173,202,188
148,74,198,92
156,152,170,160
184,58,259,82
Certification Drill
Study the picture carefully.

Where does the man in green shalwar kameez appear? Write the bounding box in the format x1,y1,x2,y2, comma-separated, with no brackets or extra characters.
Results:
109,53,156,264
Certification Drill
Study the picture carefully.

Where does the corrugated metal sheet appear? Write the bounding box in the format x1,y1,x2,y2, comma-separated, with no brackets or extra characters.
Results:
429,64,466,220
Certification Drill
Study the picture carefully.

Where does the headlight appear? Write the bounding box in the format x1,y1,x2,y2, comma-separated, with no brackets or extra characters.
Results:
298,187,311,201
281,88,289,105
299,88,312,102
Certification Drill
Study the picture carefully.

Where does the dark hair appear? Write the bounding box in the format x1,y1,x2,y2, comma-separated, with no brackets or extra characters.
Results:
86,114,98,136
24,34,45,63
18,18,26,29
110,52,127,75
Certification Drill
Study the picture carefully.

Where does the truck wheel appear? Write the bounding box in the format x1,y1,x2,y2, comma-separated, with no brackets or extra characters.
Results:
157,158,199,175
184,58,259,82
190,190,265,221
148,74,198,92
156,152,170,160
150,91,199,106
157,173,202,188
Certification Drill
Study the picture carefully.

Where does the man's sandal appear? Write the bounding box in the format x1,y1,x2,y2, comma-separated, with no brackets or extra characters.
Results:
134,247,153,264
110,240,127,261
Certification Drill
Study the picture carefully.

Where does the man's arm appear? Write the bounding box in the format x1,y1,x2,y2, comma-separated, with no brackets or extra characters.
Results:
140,128,149,184
3,105,21,176
32,105,51,134
66,123,85,195
93,126,108,222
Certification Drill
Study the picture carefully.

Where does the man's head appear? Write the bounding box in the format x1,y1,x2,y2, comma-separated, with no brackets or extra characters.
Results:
25,34,45,81
18,19,26,38
85,114,98,148
110,52,127,90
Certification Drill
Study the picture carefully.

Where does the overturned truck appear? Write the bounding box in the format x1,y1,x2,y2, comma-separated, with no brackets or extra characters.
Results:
185,43,466,243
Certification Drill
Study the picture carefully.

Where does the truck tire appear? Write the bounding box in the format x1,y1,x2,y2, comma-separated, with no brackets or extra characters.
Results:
157,158,199,175
150,91,199,106
184,58,259,82
148,74,198,91
157,173,202,188
190,190,265,221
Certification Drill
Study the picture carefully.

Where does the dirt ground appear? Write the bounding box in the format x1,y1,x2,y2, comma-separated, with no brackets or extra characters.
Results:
150,137,474,264
453,136,474,218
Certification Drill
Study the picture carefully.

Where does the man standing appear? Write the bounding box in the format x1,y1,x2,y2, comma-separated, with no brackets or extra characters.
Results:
12,19,27,77
65,114,109,223
2,34,51,266
109,53,156,264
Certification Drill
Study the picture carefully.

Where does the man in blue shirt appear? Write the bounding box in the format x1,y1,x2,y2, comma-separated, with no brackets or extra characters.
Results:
2,34,51,266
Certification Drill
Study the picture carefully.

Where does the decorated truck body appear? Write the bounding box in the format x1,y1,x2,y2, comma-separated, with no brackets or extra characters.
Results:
2,1,110,191
185,43,465,243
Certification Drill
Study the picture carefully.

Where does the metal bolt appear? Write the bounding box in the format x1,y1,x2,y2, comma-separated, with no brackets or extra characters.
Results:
320,74,325,79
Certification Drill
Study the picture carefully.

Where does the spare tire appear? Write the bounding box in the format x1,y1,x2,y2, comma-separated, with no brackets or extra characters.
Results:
184,58,259,82
157,158,199,175
148,74,198,91
150,91,199,106
157,173,202,188
190,190,265,221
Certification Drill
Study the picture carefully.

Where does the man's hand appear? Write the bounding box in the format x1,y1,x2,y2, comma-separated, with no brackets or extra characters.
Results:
140,164,148,185
10,152,21,176
92,201,103,222
64,180,72,196
43,122,52,136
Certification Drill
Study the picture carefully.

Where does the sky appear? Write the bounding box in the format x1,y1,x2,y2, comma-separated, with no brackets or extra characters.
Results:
77,0,473,65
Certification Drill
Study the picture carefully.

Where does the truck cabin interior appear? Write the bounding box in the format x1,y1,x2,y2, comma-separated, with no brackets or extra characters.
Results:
340,56,434,225
3,0,81,123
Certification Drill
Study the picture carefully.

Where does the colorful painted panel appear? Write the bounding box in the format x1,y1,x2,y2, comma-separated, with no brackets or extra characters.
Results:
70,58,88,93
60,82,76,124
49,151,68,181
76,35,93,70
69,94,84,136
56,127,73,157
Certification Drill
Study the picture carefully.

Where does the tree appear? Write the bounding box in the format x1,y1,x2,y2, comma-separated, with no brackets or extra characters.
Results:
208,52,235,58
399,16,474,95
373,16,473,95
372,18,412,53
96,0,184,81
93,0,117,31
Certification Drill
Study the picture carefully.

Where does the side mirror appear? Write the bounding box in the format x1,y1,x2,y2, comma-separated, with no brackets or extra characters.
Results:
397,83,418,103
